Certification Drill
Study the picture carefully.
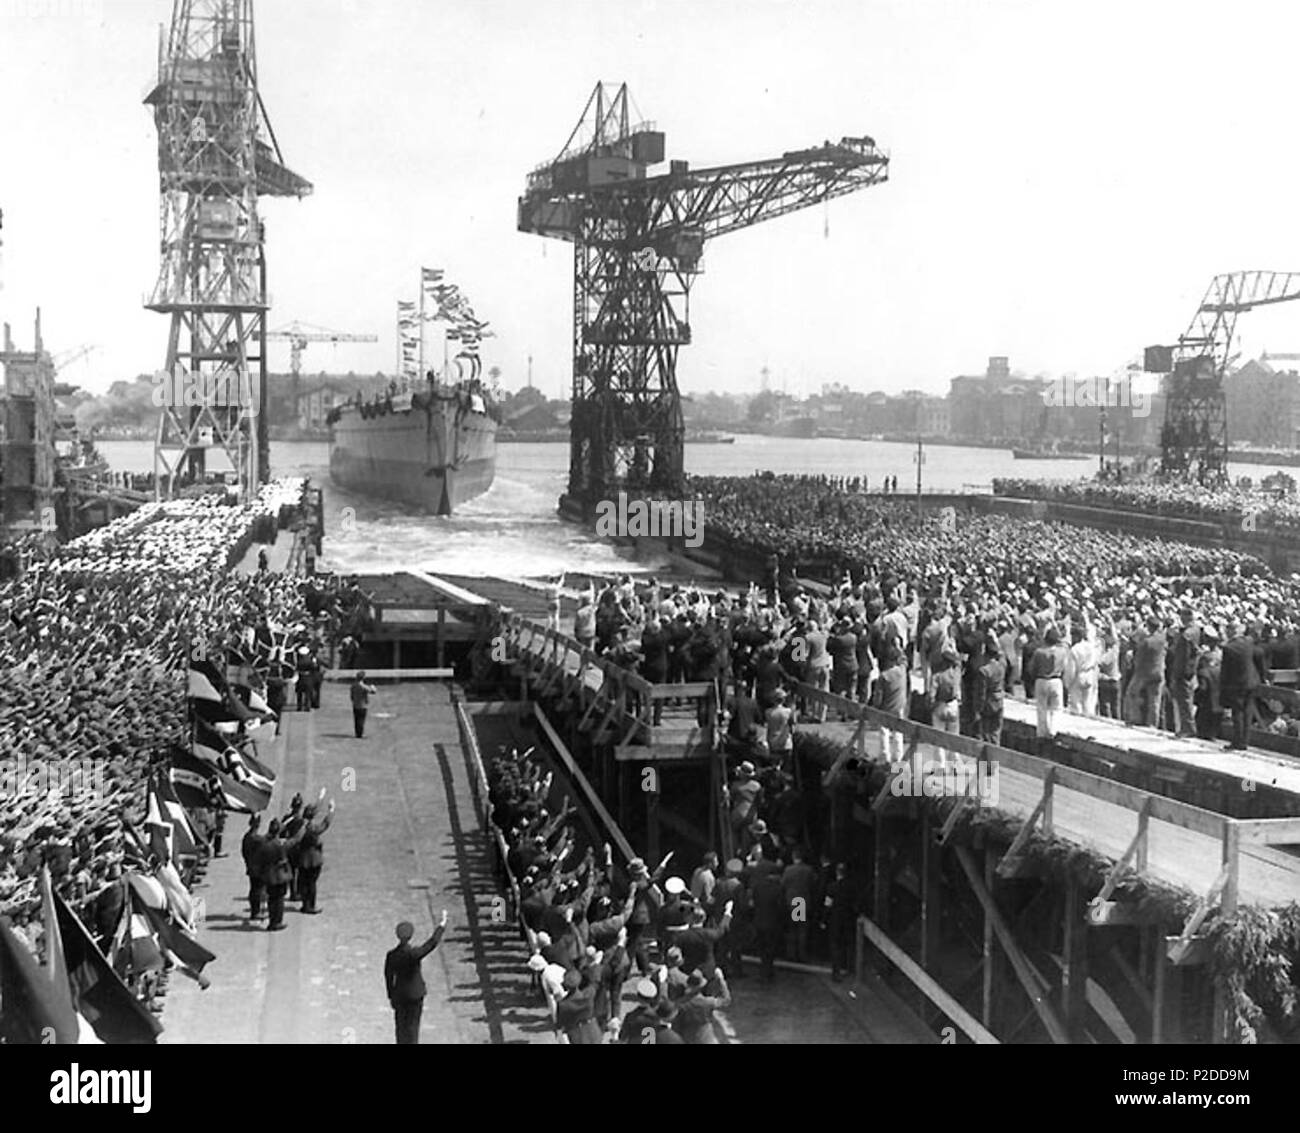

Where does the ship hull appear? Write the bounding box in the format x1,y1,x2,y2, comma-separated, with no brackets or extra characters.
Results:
329,394,496,515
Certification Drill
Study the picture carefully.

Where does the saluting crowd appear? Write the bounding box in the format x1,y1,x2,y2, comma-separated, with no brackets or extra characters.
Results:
0,482,367,998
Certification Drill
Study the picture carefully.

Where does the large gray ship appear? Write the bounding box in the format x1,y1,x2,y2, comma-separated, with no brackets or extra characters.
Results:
327,378,497,515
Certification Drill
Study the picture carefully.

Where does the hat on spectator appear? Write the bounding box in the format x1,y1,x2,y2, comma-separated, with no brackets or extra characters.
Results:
725,858,744,877
635,979,659,1002
664,876,686,896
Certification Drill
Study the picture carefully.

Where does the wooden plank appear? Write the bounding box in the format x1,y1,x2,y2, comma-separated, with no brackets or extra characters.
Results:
1167,863,1231,966
1236,817,1300,846
998,766,1056,878
532,702,636,864
786,676,1231,839
613,741,713,762
1091,798,1151,908
859,915,999,1044
983,848,996,1030
955,845,1070,1044
646,681,715,700
921,812,942,975
1062,876,1088,1042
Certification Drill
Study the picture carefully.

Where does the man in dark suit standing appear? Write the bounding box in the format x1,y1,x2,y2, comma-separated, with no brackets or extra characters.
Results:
1220,622,1270,751
296,798,336,914
241,815,266,921
350,672,378,738
384,910,448,1045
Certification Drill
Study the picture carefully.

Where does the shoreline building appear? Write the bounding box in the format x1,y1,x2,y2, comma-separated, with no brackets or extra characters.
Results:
0,311,56,531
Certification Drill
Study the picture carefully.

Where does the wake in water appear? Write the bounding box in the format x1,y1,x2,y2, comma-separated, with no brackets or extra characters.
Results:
318,473,676,580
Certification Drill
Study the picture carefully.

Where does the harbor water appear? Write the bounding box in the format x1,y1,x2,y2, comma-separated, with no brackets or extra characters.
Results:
94,436,1297,579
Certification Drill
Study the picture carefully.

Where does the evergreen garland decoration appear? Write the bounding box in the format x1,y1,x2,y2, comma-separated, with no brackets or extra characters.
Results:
1208,903,1300,1044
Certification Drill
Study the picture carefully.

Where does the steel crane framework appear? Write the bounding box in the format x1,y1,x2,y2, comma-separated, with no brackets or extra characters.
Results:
1153,271,1300,485
145,0,310,501
266,323,379,412
519,83,889,503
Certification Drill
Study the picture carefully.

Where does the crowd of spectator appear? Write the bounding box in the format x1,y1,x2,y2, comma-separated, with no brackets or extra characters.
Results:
0,480,314,933
993,476,1300,535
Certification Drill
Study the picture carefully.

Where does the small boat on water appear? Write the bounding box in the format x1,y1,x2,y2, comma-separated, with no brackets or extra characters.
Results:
1011,445,1090,461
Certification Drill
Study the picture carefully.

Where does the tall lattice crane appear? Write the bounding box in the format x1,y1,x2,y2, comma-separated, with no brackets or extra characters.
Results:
519,82,889,504
266,323,379,411
145,0,311,501
1150,271,1300,485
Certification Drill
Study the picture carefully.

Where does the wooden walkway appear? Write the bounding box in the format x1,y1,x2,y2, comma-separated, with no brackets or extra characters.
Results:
1001,697,1300,797
161,684,548,1044
799,688,1300,913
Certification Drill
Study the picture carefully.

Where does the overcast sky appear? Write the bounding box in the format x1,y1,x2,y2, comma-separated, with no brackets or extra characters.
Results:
5,0,1300,398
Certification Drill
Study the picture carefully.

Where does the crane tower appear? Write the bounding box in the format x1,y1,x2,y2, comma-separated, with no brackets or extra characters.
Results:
145,0,310,500
1151,271,1300,485
519,83,889,505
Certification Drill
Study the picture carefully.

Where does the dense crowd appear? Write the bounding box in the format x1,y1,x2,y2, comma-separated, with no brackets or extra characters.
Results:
675,478,1300,744
490,745,755,1043
994,476,1300,535
0,481,320,933
544,477,1300,997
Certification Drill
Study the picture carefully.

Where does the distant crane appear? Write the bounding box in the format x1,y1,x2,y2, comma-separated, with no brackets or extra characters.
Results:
144,0,311,501
1149,271,1300,485
266,323,379,411
519,82,889,504
51,344,97,373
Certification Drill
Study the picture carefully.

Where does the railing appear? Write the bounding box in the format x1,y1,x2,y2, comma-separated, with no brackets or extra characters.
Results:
782,675,1300,916
452,694,523,932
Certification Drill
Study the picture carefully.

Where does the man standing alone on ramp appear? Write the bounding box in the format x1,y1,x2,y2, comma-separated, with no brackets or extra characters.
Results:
351,671,378,738
385,910,449,1044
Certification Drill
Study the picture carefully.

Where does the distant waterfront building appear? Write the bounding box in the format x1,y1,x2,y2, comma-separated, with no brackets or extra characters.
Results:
1224,358,1300,449
949,357,1042,439
0,312,56,530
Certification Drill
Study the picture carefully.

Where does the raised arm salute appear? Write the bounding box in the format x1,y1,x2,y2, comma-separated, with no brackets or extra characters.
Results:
384,909,449,1045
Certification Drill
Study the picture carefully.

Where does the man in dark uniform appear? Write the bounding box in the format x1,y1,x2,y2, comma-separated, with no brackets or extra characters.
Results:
350,671,378,738
241,814,266,921
384,910,448,1045
1221,622,1270,751
296,798,336,913
257,818,297,931
281,793,305,902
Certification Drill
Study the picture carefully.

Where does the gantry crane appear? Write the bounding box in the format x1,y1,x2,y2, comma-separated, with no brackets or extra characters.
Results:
1148,271,1300,485
266,323,379,411
519,82,889,504
144,0,311,501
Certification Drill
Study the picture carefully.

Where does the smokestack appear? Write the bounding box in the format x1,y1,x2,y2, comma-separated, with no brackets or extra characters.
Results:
34,307,42,354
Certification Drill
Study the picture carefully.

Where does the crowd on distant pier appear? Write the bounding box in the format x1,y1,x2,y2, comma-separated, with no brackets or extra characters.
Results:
994,476,1300,534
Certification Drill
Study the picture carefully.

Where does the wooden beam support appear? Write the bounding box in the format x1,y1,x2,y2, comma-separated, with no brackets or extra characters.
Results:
873,813,891,931
1089,797,1151,913
1062,875,1089,1043
955,845,1070,1044
982,847,996,1031
921,811,943,975
1167,862,1231,966
936,768,980,847
997,766,1056,878
859,916,999,1044
532,702,636,863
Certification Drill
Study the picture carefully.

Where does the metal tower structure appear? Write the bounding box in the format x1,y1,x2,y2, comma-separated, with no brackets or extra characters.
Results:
266,322,378,412
1151,271,1300,485
519,82,889,503
145,0,311,500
